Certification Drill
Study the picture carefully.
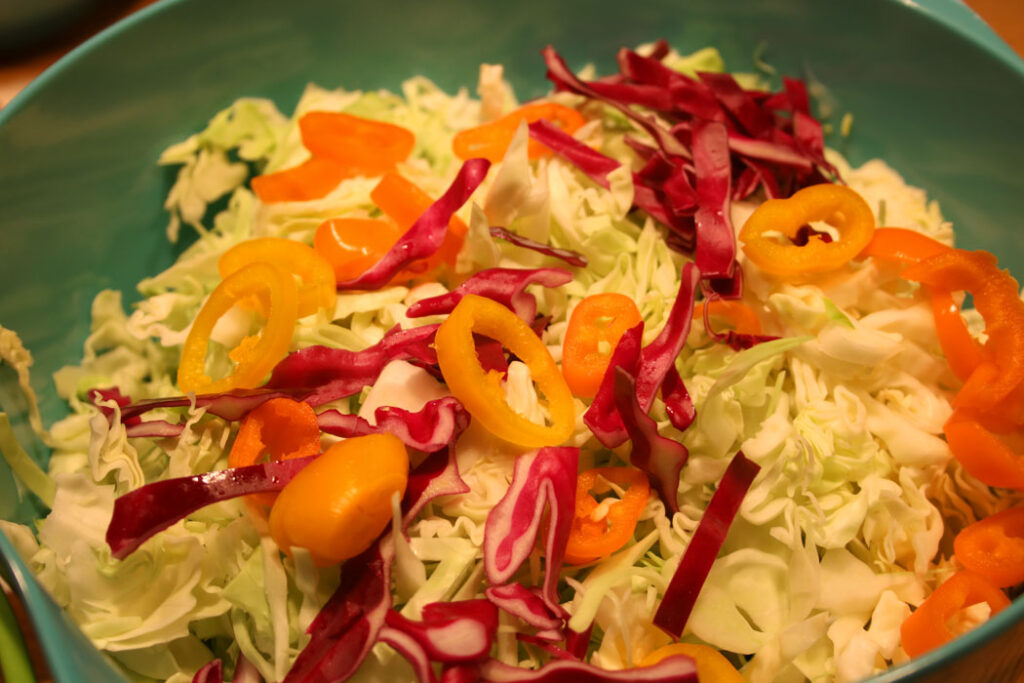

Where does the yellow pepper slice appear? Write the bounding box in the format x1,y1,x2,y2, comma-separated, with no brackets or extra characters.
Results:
435,294,575,448
640,643,742,682
269,433,409,566
218,237,336,318
177,261,298,394
738,183,875,278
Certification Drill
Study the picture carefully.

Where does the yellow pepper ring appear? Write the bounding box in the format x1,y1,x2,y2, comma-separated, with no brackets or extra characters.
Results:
738,183,875,277
435,294,576,448
178,261,299,394
218,237,336,318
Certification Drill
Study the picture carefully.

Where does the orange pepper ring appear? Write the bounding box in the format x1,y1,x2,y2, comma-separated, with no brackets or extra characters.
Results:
435,294,575,448
739,183,875,276
177,261,298,394
564,467,650,565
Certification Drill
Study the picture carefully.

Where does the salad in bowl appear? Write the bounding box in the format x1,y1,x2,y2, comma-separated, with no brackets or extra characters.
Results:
2,38,1024,683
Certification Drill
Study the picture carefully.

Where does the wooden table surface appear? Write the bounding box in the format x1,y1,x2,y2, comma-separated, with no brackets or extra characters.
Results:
0,0,1021,108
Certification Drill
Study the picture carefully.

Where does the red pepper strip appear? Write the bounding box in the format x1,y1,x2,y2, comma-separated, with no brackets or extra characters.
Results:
931,290,986,382
902,249,1024,421
900,570,1010,658
859,229,985,383
954,505,1024,588
562,293,643,399
943,410,1024,490
858,227,951,265
653,451,760,638
227,397,322,508
563,467,650,565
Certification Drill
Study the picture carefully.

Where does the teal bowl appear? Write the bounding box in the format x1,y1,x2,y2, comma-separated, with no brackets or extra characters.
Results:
1,0,1023,681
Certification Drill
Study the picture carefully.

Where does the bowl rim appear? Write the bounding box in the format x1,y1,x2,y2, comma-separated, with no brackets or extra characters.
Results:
2,0,1024,681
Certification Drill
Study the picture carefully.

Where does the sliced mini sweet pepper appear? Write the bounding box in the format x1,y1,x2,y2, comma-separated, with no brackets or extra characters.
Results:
902,249,1024,422
943,410,1024,490
954,505,1024,588
435,294,575,448
639,643,742,683
452,101,586,163
900,570,1009,658
370,171,469,270
858,227,951,265
563,467,650,565
251,157,353,204
314,217,406,283
177,262,298,394
738,183,875,278
692,299,763,335
859,229,984,383
269,433,409,566
218,237,336,318
298,111,415,176
562,293,643,399
227,397,322,508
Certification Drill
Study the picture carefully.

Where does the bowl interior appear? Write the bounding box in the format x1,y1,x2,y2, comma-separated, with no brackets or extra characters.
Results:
1,0,1023,681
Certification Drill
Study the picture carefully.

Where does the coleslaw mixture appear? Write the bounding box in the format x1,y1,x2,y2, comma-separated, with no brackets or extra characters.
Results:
2,42,1023,683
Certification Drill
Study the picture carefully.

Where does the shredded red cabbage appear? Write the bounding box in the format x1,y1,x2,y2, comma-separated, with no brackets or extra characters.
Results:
692,119,734,280
489,226,588,268
582,322,643,448
406,268,572,322
284,542,394,683
516,634,574,660
378,625,438,683
526,119,621,190
634,262,700,412
542,43,839,283
316,397,469,453
384,600,499,663
484,583,563,632
266,324,439,397
564,624,593,661
653,451,761,637
483,447,578,616
477,655,697,682
612,367,689,514
661,365,696,432
191,660,222,683
401,446,470,528
335,158,490,290
106,456,315,559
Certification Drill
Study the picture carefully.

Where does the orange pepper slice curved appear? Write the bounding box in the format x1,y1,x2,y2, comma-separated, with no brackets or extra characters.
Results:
903,249,1024,420
564,467,650,565
177,262,298,394
371,171,470,271
562,293,643,399
858,227,951,265
639,643,742,682
738,183,875,278
228,398,322,508
435,294,575,448
900,570,1009,658
269,433,408,566
299,111,415,176
314,217,405,283
218,237,336,318
955,505,1024,588
692,299,763,335
453,101,586,163
251,157,354,204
